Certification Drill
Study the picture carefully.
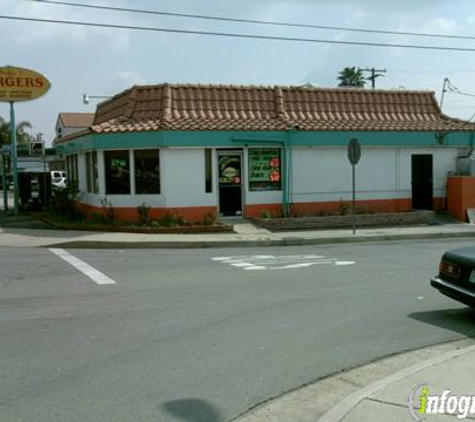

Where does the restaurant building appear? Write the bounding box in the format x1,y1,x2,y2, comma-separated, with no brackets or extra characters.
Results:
56,83,475,222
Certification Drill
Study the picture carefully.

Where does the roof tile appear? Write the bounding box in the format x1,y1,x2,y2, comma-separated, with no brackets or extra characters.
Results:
82,83,475,135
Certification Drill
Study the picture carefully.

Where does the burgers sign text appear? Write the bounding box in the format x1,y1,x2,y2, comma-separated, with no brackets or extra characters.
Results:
0,66,51,102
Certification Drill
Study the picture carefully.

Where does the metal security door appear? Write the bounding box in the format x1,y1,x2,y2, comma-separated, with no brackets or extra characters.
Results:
218,153,243,216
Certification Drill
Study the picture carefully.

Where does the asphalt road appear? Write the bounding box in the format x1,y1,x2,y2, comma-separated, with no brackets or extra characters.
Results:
1,240,475,422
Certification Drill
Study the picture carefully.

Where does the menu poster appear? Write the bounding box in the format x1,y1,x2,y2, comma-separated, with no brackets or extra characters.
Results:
248,148,281,191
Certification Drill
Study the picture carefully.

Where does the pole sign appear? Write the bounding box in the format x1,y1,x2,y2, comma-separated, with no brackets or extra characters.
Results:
2,145,11,156
347,138,362,235
0,66,51,102
348,138,361,165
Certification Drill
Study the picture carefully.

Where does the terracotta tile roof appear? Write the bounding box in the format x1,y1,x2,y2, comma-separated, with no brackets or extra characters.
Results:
59,112,95,128
86,84,475,134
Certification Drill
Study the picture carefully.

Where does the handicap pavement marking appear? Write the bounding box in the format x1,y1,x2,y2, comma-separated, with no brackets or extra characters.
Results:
212,255,355,271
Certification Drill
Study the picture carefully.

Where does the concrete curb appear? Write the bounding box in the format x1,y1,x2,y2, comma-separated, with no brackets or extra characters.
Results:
38,230,475,249
318,343,475,422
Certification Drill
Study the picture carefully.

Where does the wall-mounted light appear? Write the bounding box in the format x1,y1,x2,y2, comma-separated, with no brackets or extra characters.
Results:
83,93,112,105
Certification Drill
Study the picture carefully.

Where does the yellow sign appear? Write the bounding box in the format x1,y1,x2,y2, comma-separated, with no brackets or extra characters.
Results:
0,66,51,102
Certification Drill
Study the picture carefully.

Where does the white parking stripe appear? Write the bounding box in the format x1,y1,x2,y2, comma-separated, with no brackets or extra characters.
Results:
49,248,116,285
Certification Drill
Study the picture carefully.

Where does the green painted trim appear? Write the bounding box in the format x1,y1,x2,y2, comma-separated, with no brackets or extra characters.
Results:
59,130,475,154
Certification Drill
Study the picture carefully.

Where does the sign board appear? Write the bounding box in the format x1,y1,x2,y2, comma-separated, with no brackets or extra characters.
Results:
248,148,281,191
2,145,11,156
0,66,51,102
348,138,361,165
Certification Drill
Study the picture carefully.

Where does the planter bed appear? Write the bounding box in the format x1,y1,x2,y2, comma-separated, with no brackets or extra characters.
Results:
40,217,234,234
252,210,435,231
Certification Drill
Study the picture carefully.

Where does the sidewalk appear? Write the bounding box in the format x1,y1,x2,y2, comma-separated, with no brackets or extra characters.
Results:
234,338,475,422
318,341,475,421
0,213,475,249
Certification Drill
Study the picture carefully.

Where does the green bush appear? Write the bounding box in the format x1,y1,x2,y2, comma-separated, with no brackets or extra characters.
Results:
157,210,189,227
48,182,83,222
137,203,151,226
203,211,216,226
100,197,115,224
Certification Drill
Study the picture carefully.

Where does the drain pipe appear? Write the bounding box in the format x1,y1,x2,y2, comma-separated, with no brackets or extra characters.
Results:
284,124,298,217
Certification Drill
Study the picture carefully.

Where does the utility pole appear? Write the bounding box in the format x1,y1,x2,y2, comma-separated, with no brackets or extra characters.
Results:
360,68,387,89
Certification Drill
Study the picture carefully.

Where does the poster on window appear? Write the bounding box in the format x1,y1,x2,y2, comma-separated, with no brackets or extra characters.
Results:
248,148,281,191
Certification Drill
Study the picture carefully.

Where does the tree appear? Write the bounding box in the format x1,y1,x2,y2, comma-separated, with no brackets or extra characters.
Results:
337,67,366,88
0,115,33,148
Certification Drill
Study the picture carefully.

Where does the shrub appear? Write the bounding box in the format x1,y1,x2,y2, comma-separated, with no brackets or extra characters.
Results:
157,210,189,227
100,197,115,224
137,203,151,226
48,182,83,222
203,211,216,226
260,209,272,219
337,201,352,215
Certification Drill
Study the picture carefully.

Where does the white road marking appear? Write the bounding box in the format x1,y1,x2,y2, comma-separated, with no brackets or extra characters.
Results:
49,248,116,285
213,254,356,271
335,261,356,266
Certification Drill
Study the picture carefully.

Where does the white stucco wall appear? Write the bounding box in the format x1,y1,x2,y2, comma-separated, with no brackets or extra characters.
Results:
77,145,461,210
291,146,459,204
160,148,217,207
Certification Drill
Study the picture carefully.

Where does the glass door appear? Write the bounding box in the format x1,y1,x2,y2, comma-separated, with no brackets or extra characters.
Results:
218,153,243,216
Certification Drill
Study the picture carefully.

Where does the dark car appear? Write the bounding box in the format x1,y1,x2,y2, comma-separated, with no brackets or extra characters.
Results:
431,246,475,308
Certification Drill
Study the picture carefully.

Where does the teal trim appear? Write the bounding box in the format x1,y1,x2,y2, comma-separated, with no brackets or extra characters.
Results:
59,130,475,155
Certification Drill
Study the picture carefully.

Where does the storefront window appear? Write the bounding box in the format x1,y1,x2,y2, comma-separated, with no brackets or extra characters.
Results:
134,149,160,194
66,154,78,187
105,150,130,194
92,151,98,194
86,153,92,193
248,148,282,191
86,152,98,194
205,149,213,193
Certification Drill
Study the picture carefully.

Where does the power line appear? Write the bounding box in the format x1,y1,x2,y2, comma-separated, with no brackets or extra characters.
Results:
388,68,475,74
27,0,475,42
3,14,475,53
446,79,475,98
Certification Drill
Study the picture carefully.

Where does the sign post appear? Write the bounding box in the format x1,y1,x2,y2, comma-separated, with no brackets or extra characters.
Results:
347,138,361,235
1,145,9,211
0,66,51,213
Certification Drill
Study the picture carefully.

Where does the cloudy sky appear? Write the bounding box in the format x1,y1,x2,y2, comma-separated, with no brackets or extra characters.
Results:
2,0,475,143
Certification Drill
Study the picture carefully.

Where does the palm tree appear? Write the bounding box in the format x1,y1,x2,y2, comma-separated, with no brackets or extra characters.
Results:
0,116,33,148
337,67,366,88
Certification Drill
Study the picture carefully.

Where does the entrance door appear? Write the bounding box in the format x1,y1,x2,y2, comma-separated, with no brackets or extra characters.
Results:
411,154,433,210
218,153,243,216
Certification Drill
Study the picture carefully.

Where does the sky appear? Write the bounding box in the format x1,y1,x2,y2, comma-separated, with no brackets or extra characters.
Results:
2,0,475,144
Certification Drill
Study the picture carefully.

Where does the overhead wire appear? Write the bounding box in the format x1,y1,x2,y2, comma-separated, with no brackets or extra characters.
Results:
446,79,475,98
26,0,475,42
3,14,475,53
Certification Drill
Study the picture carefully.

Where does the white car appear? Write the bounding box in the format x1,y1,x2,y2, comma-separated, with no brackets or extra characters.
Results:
51,171,67,188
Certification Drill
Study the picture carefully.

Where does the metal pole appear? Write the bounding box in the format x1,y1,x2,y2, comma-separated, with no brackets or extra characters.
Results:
352,164,356,235
440,78,449,110
10,101,19,214
42,138,47,209
2,153,7,212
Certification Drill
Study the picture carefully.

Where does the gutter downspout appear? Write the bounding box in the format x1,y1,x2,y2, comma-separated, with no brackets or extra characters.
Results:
284,125,297,217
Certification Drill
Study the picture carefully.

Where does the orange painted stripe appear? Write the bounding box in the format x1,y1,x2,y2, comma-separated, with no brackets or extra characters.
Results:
245,197,444,218
78,204,218,224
